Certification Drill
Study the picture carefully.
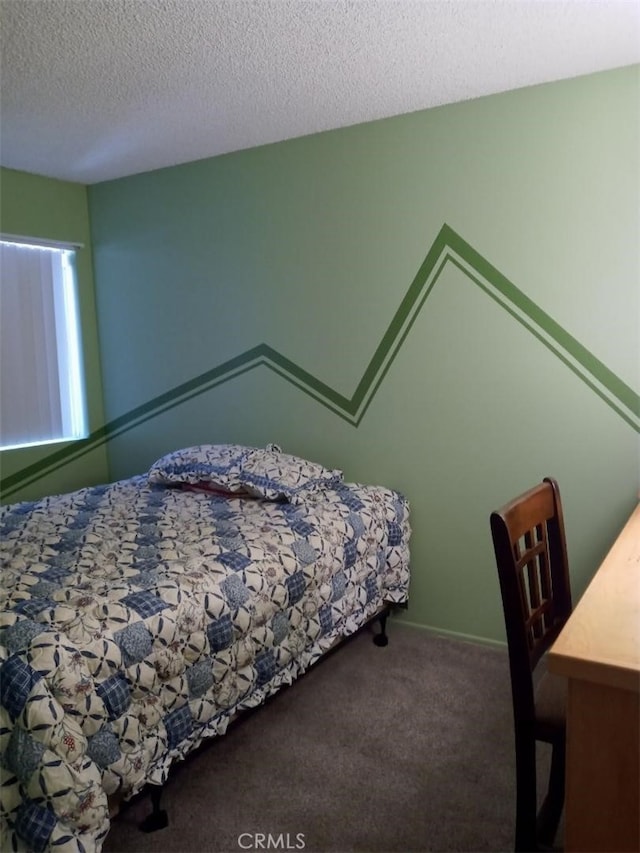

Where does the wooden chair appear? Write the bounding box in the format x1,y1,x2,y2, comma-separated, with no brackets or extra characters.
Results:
490,477,573,852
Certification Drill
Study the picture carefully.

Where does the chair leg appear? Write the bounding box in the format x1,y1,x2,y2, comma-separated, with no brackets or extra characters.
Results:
537,738,565,850
514,732,538,852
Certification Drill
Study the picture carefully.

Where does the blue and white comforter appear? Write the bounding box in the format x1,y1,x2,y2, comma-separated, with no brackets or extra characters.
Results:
0,475,410,852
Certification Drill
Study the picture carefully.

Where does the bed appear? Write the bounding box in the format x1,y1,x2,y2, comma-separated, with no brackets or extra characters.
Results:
0,444,410,852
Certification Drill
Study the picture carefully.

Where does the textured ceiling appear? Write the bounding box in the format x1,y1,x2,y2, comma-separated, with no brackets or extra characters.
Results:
1,0,639,185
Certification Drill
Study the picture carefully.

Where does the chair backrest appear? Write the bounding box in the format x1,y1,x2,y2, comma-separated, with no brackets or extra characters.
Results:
490,477,573,723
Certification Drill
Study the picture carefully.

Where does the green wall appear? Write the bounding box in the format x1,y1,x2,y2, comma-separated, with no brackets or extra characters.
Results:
0,168,110,500
7,67,638,642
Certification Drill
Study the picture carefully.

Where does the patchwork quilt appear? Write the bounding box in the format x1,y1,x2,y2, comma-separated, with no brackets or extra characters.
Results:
0,449,410,853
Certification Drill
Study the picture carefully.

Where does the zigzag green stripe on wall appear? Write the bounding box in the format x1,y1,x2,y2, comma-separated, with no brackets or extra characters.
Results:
3,223,638,498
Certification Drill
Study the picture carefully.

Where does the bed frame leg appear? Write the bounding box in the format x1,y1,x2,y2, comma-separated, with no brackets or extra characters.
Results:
373,608,389,646
139,784,168,833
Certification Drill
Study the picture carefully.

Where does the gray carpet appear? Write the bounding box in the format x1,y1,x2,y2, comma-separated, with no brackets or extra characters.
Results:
103,622,551,853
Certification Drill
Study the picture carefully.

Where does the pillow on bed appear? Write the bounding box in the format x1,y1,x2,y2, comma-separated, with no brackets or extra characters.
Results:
237,447,343,503
148,444,343,503
147,444,251,491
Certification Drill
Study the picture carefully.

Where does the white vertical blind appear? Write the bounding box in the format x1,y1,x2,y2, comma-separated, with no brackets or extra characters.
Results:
0,240,88,450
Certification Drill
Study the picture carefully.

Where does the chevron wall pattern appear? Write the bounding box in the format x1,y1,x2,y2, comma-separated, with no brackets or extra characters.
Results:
2,222,637,499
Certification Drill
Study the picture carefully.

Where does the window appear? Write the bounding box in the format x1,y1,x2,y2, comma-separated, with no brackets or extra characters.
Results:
0,237,88,450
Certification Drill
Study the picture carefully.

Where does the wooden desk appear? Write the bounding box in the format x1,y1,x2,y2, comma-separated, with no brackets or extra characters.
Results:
548,503,640,852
